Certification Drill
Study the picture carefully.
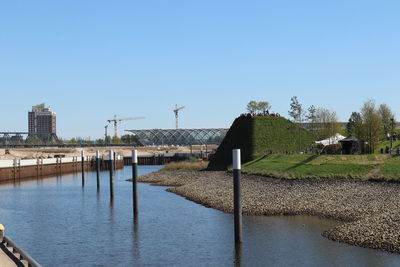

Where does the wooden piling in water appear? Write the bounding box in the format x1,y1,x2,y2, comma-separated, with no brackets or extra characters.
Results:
96,151,100,191
36,158,39,178
13,159,16,182
81,150,85,187
109,150,114,199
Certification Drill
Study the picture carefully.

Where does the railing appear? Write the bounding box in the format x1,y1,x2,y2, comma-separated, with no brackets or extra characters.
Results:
3,236,42,267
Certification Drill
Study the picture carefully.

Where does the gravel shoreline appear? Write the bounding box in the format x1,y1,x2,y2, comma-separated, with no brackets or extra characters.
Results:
138,169,400,254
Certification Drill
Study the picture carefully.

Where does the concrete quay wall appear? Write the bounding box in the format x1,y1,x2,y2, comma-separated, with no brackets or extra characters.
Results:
0,157,124,183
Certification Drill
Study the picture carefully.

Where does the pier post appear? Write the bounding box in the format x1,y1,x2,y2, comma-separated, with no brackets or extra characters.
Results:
36,158,40,178
113,152,117,170
132,150,138,217
232,149,242,243
81,150,85,187
13,158,16,182
109,150,114,199
96,151,100,191
57,157,60,176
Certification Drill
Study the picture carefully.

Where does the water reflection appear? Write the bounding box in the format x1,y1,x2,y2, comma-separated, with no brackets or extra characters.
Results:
13,181,21,188
0,166,400,267
234,243,242,267
132,218,141,264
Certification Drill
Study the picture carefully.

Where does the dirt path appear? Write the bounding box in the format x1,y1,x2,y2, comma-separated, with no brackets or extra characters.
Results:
363,166,381,179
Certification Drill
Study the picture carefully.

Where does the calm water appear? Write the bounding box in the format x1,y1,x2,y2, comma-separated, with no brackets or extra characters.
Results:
0,166,400,267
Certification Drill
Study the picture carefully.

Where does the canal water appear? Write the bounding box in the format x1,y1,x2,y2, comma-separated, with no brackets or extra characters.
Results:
0,166,400,267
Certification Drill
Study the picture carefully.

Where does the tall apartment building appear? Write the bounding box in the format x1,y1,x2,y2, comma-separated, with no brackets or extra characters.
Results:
28,104,57,139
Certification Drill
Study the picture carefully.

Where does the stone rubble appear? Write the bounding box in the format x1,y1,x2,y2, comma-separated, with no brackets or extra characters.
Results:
138,170,400,254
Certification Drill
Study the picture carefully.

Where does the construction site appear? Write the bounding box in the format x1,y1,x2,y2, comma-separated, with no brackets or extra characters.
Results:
0,104,228,150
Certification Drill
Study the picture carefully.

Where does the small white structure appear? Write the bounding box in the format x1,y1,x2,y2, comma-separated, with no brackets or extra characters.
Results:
0,224,4,242
315,133,346,146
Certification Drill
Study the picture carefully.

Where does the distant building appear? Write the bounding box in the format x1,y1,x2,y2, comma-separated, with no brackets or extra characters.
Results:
28,104,57,140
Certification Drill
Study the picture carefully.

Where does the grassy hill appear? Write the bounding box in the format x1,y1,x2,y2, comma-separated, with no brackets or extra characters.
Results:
207,116,315,170
242,154,400,181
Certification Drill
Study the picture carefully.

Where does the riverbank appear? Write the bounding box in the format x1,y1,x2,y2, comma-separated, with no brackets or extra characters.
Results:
136,169,400,253
0,145,216,160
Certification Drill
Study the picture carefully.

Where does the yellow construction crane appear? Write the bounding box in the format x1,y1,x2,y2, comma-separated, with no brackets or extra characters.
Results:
173,104,185,129
107,115,145,138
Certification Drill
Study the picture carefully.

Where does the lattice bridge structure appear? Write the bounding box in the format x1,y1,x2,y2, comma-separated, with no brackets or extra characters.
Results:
125,128,228,146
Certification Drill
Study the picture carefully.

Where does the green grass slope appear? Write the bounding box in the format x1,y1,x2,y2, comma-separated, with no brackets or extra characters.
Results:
207,116,315,170
242,154,400,180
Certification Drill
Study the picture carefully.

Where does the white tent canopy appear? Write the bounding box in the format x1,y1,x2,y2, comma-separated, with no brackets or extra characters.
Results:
315,133,346,146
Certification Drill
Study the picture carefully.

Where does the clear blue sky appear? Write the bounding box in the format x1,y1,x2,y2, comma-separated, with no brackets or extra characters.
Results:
1,1,399,139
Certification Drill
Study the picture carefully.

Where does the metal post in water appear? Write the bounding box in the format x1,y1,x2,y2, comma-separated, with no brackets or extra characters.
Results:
81,150,85,187
232,149,242,243
113,151,117,170
132,150,138,217
96,150,100,191
109,150,114,199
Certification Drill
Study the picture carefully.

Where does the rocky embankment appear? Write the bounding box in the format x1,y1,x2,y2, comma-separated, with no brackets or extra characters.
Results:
138,170,400,253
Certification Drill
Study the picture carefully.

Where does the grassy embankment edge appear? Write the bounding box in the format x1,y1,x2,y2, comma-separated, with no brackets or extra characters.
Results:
128,153,400,182
241,154,400,181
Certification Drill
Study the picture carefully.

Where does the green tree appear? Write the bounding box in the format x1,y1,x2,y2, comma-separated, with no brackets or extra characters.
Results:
104,135,111,145
25,135,42,144
314,108,341,140
95,139,105,145
346,112,363,137
288,96,305,150
378,103,395,138
42,134,52,145
257,101,271,115
112,136,121,144
288,96,303,124
360,100,384,153
246,101,258,115
121,134,140,145
306,105,317,135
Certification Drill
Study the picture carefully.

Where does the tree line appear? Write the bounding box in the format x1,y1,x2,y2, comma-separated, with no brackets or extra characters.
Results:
2,134,141,146
68,134,140,146
346,100,395,153
246,97,397,153
246,101,271,115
